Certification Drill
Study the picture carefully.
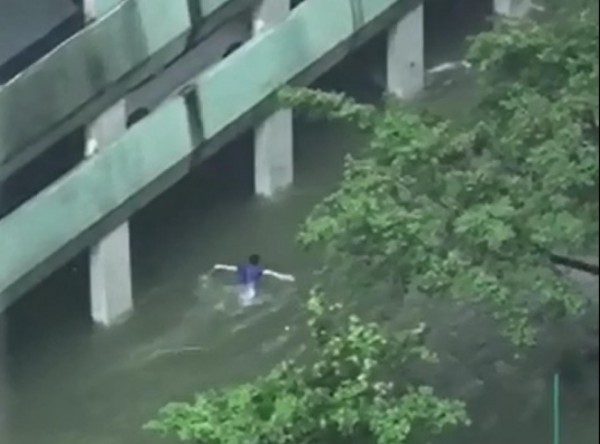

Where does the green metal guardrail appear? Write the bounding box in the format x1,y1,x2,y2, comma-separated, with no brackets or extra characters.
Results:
0,0,249,183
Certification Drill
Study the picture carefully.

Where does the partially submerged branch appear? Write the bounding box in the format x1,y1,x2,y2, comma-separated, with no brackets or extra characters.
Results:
278,87,377,130
550,253,599,276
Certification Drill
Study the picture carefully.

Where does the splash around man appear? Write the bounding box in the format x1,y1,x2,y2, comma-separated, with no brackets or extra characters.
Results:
211,254,295,306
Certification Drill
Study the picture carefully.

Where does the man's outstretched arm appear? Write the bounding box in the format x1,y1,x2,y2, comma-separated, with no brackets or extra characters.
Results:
263,269,295,282
212,264,237,272
210,264,295,282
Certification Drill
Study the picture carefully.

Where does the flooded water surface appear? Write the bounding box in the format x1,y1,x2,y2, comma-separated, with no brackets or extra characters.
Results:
0,1,597,443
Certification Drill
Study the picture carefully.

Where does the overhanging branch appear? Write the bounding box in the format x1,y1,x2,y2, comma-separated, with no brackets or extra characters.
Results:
550,253,599,276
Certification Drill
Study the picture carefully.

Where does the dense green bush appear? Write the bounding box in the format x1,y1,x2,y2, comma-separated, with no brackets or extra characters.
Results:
145,291,469,443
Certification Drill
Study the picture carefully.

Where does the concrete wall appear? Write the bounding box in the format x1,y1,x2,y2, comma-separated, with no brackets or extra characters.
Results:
0,0,421,310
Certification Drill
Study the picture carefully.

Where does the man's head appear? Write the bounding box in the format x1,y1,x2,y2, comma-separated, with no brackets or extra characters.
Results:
249,254,261,265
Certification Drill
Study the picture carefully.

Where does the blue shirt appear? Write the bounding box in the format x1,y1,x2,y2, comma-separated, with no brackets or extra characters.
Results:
236,263,264,287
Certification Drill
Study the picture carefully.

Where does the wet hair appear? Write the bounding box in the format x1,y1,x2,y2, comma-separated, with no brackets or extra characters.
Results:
249,254,261,265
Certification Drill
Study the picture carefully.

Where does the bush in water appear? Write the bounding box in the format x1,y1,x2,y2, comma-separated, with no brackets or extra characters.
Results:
144,290,469,444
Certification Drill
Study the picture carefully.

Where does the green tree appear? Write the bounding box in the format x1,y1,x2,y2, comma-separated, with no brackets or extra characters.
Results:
278,3,598,346
145,291,468,443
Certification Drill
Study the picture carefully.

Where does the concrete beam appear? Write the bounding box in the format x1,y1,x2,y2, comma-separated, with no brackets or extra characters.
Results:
252,0,292,197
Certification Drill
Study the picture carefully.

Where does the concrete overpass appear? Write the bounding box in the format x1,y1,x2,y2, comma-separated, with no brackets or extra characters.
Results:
0,0,526,323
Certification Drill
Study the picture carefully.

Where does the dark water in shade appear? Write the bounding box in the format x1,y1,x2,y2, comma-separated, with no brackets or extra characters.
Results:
1,1,597,443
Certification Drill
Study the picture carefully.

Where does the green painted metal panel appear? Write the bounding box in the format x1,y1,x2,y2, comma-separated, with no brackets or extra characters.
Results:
197,0,399,138
137,0,192,53
0,0,192,166
0,99,192,309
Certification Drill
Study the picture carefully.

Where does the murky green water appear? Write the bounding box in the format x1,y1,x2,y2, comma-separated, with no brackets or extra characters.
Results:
1,2,597,444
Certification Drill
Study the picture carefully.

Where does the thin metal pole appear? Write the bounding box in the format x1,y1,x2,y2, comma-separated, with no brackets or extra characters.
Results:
553,373,561,444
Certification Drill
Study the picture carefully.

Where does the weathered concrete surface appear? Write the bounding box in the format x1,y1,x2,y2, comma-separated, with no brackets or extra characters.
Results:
0,0,255,184
86,100,134,326
253,0,293,197
0,0,422,311
126,17,250,116
387,3,424,98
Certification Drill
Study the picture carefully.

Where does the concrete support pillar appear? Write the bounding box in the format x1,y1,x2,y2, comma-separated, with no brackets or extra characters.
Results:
494,0,531,17
494,0,513,16
86,101,133,326
387,3,425,100
252,0,293,197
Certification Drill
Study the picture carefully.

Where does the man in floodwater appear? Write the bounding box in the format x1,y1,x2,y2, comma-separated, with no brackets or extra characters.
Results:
212,254,295,306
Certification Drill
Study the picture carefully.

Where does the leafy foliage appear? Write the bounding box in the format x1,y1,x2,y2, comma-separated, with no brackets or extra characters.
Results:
278,4,598,346
145,291,469,443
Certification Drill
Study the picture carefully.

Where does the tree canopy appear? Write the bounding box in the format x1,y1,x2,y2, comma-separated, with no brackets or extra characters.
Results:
279,2,598,346
146,292,469,444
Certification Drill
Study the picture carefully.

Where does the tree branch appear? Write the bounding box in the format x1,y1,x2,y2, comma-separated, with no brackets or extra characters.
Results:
550,253,599,276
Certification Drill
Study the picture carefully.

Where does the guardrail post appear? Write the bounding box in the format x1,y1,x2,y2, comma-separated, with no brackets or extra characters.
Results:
386,2,424,99
252,0,293,197
86,100,134,327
